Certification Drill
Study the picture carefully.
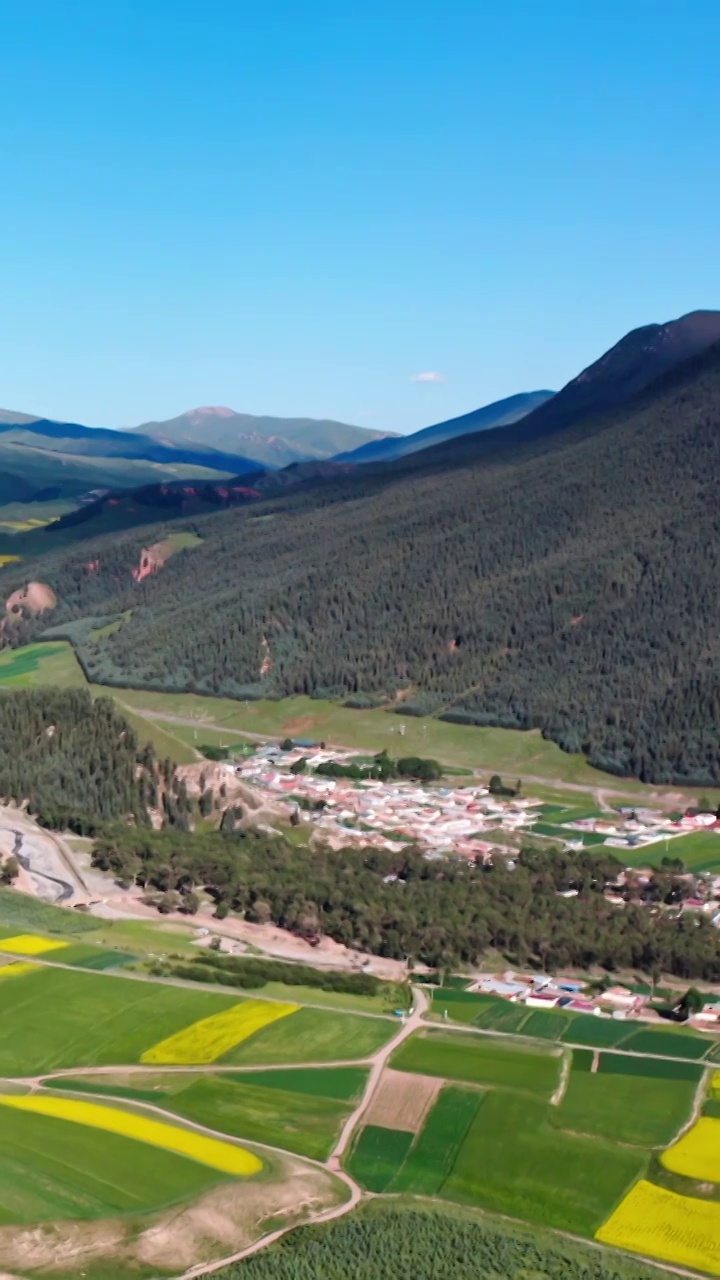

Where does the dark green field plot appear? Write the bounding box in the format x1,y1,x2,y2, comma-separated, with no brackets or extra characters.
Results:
0,1102,224,1224
623,831,720,872
52,1067,367,1160
443,1091,646,1236
50,943,135,970
474,1001,530,1034
560,1017,635,1050
389,1087,483,1195
222,1007,393,1066
430,989,493,1025
347,1125,414,1192
518,1009,574,1041
555,1056,697,1146
597,1051,704,1081
228,1066,368,1100
619,1027,710,1060
391,1031,561,1098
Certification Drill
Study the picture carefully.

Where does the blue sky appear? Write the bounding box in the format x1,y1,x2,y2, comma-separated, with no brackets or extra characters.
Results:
1,0,719,434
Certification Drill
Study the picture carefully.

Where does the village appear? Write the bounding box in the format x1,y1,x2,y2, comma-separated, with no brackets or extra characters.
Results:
233,741,720,861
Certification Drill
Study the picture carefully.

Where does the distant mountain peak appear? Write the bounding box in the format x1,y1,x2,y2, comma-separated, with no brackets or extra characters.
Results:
186,406,237,420
131,407,395,470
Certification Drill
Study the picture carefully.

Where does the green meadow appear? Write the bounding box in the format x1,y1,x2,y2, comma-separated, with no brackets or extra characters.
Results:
1,639,716,801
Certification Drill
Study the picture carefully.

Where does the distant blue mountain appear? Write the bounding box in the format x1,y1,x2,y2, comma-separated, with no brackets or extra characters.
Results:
334,390,555,464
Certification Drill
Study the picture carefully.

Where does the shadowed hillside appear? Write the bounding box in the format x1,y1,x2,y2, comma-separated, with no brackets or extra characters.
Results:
2,323,720,784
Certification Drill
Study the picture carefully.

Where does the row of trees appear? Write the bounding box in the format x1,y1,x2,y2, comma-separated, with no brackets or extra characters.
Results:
92,826,720,980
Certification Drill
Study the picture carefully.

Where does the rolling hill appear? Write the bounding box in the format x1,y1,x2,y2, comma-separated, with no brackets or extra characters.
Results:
0,412,265,515
4,313,720,785
131,406,397,469
334,390,554,464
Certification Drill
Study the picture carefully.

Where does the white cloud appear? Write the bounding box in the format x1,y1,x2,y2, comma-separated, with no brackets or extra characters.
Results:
411,371,446,383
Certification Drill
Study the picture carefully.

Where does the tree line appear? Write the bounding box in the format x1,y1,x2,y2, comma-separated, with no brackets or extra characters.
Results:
92,825,720,980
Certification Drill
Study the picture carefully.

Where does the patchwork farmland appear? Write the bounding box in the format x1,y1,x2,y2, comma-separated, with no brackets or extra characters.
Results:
0,935,719,1279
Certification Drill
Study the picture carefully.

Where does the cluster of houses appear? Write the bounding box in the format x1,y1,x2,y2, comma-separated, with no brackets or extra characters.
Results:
568,806,720,851
233,743,541,858
470,971,720,1029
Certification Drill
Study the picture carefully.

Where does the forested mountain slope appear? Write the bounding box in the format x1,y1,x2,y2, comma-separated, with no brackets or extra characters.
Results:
486,308,720,448
5,338,720,784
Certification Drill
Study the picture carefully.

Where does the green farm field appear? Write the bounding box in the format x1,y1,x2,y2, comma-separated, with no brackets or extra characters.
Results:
385,1086,482,1195
0,966,393,1075
554,1054,698,1146
221,1006,393,1065
50,1066,368,1160
0,886,201,959
0,1101,226,1225
391,1030,562,1098
346,1124,414,1192
433,990,718,1061
0,641,86,688
443,1090,647,1235
621,830,720,872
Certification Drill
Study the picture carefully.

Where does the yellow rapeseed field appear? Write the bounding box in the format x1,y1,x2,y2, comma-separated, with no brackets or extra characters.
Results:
0,1095,262,1176
0,961,40,980
141,998,299,1064
0,934,69,956
711,1069,720,1098
662,1116,720,1182
597,1180,720,1275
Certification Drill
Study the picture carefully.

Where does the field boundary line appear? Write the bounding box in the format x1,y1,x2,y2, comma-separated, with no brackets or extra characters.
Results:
550,1048,571,1106
422,1011,717,1066
33,1058,372,1086
666,1065,709,1147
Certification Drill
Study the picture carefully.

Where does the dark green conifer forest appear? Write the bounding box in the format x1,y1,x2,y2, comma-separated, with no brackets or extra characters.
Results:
4,338,720,784
0,688,158,830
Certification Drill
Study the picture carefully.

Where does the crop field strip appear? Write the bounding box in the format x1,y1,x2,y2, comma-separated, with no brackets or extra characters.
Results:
0,1098,239,1225
140,998,301,1064
596,1180,720,1276
391,1029,563,1098
431,987,720,1061
0,1094,261,1175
